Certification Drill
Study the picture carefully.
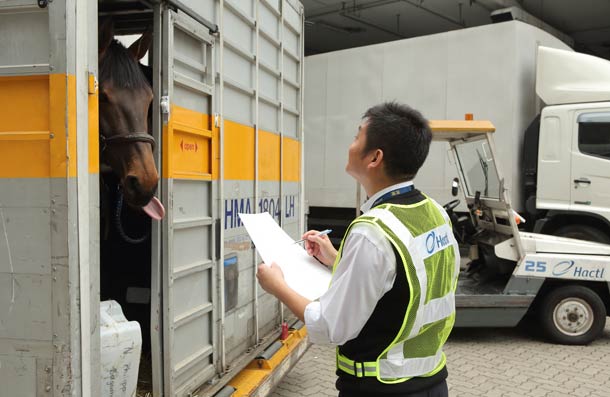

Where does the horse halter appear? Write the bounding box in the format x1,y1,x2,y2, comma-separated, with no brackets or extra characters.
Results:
100,132,156,152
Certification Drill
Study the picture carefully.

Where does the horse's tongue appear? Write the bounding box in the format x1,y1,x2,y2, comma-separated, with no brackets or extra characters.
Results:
142,196,165,220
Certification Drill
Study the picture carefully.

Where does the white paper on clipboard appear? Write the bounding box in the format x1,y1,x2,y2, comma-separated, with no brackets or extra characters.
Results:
238,212,331,300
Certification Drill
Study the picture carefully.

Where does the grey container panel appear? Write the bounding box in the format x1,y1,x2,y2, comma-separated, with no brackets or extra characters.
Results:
260,68,279,102
224,8,255,53
224,86,254,126
282,108,299,137
0,274,53,341
283,1,302,34
0,355,36,397
224,304,254,363
0,207,51,275
174,69,211,111
172,18,214,111
235,267,255,308
0,10,49,74
179,0,215,21
173,179,212,219
259,2,280,41
172,308,213,372
0,179,51,207
283,83,299,111
224,47,254,89
283,28,301,57
260,38,280,70
49,204,69,264
227,0,255,19
257,293,280,330
283,49,300,82
260,101,280,133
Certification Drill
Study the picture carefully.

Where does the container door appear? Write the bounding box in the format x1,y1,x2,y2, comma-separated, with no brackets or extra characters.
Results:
160,7,218,396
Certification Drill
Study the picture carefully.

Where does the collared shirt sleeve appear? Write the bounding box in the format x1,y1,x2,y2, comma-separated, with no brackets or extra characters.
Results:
304,223,396,345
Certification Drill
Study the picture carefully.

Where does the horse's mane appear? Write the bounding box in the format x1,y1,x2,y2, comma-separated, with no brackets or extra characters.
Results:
99,39,150,89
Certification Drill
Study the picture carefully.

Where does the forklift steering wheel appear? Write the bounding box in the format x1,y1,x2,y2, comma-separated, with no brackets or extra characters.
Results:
443,199,460,212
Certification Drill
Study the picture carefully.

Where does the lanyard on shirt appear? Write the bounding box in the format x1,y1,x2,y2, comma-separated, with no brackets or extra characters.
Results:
371,185,414,207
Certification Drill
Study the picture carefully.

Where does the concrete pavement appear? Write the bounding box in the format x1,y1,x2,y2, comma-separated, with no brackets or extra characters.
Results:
270,321,610,397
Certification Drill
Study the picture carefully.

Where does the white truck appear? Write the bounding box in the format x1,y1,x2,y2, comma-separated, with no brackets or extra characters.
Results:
304,20,610,246
432,120,610,345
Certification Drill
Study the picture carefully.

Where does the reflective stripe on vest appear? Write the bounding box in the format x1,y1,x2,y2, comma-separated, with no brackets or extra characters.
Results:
336,199,459,382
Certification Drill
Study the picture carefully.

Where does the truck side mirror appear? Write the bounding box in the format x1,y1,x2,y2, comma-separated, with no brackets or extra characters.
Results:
451,178,460,197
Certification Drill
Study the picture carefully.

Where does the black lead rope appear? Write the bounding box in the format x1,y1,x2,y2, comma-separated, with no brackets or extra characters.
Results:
114,186,149,244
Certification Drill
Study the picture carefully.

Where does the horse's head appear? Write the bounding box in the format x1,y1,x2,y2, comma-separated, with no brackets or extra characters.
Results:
98,20,164,219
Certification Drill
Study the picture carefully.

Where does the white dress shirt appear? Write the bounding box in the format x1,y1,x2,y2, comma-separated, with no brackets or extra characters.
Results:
304,181,414,345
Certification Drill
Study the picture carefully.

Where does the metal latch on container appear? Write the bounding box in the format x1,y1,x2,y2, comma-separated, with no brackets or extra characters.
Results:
88,73,98,95
160,96,170,115
214,113,220,128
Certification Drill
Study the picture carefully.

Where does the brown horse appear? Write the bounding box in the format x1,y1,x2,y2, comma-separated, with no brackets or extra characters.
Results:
98,20,164,220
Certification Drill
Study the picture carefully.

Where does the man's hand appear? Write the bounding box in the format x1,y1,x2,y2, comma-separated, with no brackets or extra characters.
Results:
256,262,287,296
302,230,338,267
256,261,311,323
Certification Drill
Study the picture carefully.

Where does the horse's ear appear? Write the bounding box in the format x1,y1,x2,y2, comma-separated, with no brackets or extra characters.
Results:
128,27,153,61
99,18,114,58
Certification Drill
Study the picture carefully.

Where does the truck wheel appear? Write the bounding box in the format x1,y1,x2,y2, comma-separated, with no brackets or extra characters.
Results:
539,285,606,345
553,224,610,244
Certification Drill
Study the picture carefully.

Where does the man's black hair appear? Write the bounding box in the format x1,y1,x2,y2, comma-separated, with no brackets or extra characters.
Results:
362,101,432,180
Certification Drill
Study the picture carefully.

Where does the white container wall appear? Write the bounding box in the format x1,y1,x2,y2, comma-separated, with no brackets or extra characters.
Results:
304,21,570,211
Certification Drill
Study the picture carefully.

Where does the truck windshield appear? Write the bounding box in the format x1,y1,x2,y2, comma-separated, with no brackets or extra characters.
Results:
454,139,500,199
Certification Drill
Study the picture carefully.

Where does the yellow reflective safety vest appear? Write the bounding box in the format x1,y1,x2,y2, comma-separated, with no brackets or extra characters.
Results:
334,197,460,383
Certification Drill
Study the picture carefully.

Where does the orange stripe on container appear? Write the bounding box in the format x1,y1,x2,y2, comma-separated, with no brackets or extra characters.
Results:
0,74,77,178
50,74,77,178
224,119,255,180
282,137,301,182
259,130,280,181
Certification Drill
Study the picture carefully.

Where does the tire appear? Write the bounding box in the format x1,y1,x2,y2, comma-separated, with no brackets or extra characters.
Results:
539,285,606,345
553,224,610,244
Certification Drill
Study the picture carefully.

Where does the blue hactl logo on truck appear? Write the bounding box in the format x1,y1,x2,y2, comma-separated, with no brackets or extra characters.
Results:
552,260,605,280
552,260,575,276
224,195,296,229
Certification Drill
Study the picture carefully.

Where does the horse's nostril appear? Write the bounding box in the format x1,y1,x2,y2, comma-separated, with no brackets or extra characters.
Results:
125,175,141,194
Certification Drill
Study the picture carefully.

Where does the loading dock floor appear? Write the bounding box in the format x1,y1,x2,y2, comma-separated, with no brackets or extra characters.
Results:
271,321,610,397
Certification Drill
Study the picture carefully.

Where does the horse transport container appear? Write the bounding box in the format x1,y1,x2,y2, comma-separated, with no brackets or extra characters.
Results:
0,0,305,396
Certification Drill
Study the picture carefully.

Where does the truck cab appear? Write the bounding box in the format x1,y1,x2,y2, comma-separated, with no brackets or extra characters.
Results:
523,46,610,244
433,120,610,345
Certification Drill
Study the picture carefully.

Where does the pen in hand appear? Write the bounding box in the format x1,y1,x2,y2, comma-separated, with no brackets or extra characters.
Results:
293,229,332,245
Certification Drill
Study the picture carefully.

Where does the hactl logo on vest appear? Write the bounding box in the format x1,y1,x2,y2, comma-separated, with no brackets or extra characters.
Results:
425,230,450,255
552,260,606,280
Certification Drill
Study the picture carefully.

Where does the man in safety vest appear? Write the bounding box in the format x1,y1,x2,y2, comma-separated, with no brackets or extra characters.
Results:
257,101,460,397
